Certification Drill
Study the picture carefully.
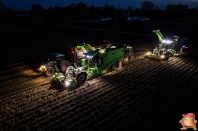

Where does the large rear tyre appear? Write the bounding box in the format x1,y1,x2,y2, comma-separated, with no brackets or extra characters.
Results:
164,52,170,61
111,61,119,71
60,61,70,72
45,68,55,77
76,72,87,85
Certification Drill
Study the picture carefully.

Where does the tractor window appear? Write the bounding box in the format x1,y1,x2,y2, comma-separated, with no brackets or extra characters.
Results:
88,55,99,67
56,56,65,61
48,55,56,61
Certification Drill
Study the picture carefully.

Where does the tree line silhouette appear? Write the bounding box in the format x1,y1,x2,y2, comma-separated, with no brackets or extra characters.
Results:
1,0,198,22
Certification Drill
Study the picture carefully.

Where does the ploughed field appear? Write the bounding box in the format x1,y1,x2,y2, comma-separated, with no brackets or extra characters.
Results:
0,22,198,130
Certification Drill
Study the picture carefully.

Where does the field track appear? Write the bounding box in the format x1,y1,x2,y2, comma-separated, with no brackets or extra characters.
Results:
0,22,198,130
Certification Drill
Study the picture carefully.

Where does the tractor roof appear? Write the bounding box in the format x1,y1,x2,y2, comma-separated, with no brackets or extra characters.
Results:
84,51,98,57
52,53,65,57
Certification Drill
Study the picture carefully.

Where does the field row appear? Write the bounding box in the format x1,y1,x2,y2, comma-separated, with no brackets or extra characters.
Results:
0,23,198,130
0,55,197,130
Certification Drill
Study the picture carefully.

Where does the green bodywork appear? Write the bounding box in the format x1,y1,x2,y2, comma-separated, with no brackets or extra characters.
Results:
153,29,164,42
84,47,124,79
152,29,187,55
77,43,95,53
150,30,187,57
52,47,125,88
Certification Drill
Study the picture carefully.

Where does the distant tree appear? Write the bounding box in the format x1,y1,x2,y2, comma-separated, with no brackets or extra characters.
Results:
109,4,117,17
89,5,96,19
95,7,103,19
53,6,64,20
141,1,155,17
67,4,77,20
104,3,110,17
127,6,133,15
31,3,43,14
30,3,43,22
153,5,160,11
76,2,90,20
141,1,155,11
0,0,6,11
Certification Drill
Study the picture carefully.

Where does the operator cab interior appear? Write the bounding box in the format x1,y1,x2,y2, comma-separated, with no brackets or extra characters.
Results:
48,53,65,63
84,52,100,67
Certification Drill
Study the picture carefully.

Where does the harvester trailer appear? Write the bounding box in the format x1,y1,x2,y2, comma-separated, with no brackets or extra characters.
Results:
51,45,128,88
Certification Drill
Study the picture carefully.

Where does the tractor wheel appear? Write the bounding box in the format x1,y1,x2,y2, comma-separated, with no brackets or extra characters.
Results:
76,72,87,85
111,61,119,71
128,56,131,60
45,68,55,77
164,52,170,61
60,61,70,72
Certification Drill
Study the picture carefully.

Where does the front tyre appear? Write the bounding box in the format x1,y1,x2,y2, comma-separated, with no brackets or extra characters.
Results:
76,72,87,85
164,52,170,61
45,68,55,77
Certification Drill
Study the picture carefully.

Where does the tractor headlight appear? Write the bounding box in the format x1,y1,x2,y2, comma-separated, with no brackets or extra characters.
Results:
124,58,128,61
64,80,73,87
39,65,46,71
162,39,173,44
41,65,46,69
86,55,93,58
146,52,151,56
160,55,165,59
65,81,70,87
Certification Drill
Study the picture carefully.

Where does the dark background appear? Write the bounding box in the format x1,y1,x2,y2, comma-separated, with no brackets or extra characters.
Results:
0,0,198,130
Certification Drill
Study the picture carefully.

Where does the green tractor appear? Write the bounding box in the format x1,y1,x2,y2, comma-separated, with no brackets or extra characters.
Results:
38,43,95,77
51,46,127,89
38,53,71,77
145,29,187,61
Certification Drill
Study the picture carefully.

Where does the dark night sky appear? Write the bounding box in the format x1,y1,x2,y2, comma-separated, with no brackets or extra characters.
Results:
2,0,198,10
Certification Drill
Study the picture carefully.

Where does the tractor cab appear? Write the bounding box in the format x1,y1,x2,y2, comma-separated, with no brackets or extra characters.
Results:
48,53,65,64
39,53,71,77
83,51,100,67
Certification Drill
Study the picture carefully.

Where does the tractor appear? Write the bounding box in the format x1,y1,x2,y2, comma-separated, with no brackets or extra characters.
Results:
38,43,95,77
38,53,71,77
145,29,187,61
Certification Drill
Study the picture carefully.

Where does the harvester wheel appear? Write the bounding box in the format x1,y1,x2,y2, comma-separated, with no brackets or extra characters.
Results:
60,61,70,72
111,61,119,71
164,52,170,61
45,68,55,77
128,56,131,60
76,72,87,85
